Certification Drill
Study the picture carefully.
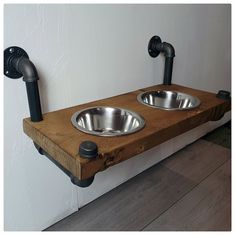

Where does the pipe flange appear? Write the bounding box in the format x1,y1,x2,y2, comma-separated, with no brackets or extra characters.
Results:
4,46,29,79
148,36,162,58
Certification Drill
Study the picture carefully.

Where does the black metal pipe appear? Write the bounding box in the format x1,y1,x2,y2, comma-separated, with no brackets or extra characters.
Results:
163,57,174,85
148,36,175,85
25,82,43,122
155,42,175,85
4,46,43,122
34,142,95,187
12,56,43,122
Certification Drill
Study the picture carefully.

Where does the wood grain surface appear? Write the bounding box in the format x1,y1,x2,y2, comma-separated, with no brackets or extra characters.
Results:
23,84,231,180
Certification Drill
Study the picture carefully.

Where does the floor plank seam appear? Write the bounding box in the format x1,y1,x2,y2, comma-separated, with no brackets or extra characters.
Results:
140,158,231,231
160,143,230,186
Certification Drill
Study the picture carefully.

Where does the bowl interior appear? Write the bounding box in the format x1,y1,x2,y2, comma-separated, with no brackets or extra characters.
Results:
137,90,200,110
71,107,145,136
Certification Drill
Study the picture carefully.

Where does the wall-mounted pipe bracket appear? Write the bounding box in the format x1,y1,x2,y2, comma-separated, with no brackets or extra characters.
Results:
4,46,43,122
4,46,97,188
148,36,175,85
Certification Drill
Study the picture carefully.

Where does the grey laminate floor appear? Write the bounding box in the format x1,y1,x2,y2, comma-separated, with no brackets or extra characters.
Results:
46,123,231,231
202,121,231,149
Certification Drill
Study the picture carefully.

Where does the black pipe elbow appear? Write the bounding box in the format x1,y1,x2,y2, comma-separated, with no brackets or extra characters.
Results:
12,57,39,82
157,42,175,58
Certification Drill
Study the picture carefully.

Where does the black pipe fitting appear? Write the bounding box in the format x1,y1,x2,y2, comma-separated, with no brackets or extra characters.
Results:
79,141,98,159
12,56,39,82
216,90,231,100
148,36,175,85
155,42,175,58
4,46,43,122
34,142,95,188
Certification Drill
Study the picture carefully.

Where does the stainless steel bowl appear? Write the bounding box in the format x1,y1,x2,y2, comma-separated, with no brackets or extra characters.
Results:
137,90,200,110
71,106,145,137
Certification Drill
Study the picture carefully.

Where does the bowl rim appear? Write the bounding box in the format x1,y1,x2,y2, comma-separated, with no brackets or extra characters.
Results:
71,106,146,137
137,90,201,111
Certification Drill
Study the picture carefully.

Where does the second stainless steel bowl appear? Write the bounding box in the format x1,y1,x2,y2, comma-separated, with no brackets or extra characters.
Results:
71,106,145,137
137,90,201,110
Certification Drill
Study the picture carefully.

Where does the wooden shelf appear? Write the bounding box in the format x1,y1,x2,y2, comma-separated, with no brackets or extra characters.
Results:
23,84,231,180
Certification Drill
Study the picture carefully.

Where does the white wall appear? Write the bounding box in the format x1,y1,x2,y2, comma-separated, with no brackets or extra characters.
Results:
4,4,231,231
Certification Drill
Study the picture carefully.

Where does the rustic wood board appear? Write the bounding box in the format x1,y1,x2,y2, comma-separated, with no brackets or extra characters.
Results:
23,84,231,180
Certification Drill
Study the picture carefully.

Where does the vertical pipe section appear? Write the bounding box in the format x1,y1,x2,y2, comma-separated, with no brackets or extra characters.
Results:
148,37,175,85
25,82,43,122
163,57,174,85
12,56,43,122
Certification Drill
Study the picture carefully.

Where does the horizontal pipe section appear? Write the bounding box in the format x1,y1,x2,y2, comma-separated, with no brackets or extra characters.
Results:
34,142,95,187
